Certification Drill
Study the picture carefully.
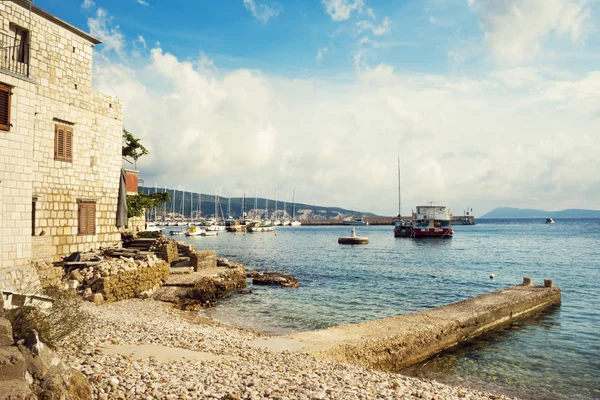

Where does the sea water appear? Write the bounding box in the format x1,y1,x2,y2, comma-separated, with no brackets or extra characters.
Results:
171,219,600,400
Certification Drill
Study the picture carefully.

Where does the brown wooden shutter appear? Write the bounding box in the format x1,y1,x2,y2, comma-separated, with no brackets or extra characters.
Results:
65,126,73,161
87,203,96,234
0,84,10,131
54,124,73,162
78,202,96,235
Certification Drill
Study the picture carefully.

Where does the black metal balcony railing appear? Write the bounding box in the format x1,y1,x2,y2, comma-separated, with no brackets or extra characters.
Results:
0,32,30,77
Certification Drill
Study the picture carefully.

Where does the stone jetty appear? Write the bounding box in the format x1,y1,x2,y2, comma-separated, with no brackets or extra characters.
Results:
252,279,561,371
56,299,518,400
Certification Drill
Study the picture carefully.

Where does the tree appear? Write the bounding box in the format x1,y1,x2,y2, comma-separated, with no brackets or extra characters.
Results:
122,128,148,168
120,129,169,219
127,191,170,219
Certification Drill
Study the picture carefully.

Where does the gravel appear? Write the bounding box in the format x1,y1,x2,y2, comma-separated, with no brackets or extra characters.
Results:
58,299,517,400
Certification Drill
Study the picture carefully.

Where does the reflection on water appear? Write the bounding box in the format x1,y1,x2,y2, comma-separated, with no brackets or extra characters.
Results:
173,219,600,400
400,306,572,400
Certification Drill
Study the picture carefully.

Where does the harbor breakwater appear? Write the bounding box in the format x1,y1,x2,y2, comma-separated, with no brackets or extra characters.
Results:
250,279,561,372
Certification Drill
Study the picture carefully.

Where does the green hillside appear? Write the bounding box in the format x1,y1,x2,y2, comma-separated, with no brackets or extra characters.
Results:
139,187,376,219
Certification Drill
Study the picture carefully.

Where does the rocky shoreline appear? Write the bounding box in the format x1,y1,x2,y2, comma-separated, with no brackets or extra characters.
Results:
58,299,517,400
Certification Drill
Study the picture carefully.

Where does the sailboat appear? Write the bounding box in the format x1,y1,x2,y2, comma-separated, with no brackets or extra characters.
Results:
206,190,225,231
394,157,413,238
291,188,301,227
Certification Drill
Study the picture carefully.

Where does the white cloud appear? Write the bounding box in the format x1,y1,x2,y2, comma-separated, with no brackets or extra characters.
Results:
243,0,282,23
91,31,600,216
87,8,125,55
356,16,390,36
81,0,95,9
316,47,329,63
137,35,147,49
137,0,149,6
322,0,365,21
468,0,592,64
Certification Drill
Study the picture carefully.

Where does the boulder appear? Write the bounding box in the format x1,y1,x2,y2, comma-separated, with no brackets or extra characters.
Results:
19,341,61,381
39,364,92,400
0,317,14,346
247,271,300,288
0,379,37,399
0,346,26,382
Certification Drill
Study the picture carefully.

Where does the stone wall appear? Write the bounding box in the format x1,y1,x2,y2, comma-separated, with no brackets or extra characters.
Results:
0,1,123,289
89,262,170,302
0,265,42,294
190,250,217,271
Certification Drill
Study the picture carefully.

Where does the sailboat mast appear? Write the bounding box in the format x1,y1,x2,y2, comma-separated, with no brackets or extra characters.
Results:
190,190,193,220
214,190,218,220
181,188,185,218
292,188,296,220
397,157,402,219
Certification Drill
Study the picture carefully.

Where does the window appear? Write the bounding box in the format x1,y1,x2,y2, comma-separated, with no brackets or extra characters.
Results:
11,25,29,64
0,83,10,131
54,124,73,162
32,198,37,236
78,201,96,235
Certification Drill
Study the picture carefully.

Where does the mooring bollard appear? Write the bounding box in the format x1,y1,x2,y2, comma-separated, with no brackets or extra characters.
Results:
544,279,553,288
523,276,532,286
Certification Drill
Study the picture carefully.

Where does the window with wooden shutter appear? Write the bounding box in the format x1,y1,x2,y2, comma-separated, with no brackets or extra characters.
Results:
54,124,73,162
78,201,96,235
0,83,10,131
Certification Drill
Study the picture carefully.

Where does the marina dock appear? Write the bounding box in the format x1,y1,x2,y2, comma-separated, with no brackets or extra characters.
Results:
250,279,560,371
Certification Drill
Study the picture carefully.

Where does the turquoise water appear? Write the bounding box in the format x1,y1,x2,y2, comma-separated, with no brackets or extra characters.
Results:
171,219,600,400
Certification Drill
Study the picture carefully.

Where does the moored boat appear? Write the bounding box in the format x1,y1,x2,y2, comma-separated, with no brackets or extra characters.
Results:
412,205,453,238
343,218,367,225
246,220,275,233
185,226,205,236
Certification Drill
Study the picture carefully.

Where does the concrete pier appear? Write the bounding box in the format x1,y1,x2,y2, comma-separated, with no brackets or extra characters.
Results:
250,281,560,371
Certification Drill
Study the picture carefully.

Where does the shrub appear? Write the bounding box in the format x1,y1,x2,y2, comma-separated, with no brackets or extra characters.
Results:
4,288,89,348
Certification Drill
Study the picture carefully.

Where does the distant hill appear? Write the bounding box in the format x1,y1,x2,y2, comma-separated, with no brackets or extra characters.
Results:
481,207,600,218
139,187,376,220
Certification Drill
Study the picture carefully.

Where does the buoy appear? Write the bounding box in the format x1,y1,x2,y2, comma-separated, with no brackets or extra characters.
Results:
338,228,369,245
489,273,495,279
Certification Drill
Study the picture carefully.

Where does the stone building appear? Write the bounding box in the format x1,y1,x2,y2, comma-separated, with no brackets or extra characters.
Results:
0,0,123,291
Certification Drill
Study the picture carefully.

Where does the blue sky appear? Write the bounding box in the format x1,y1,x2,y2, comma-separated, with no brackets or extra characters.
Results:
34,0,600,215
41,0,600,78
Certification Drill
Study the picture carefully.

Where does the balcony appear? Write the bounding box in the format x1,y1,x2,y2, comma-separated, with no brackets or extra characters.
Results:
0,31,30,77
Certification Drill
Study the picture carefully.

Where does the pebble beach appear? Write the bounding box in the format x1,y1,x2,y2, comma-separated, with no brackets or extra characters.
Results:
59,299,517,400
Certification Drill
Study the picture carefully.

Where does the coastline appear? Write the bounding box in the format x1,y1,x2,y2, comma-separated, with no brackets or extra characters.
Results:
59,299,518,400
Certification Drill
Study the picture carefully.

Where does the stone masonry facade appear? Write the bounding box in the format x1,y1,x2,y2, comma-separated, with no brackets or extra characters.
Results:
0,0,123,291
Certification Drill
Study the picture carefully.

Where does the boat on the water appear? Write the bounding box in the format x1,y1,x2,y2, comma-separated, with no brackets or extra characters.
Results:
185,226,205,236
200,230,218,236
143,222,163,233
343,218,367,225
545,218,555,224
412,205,454,238
246,221,275,233
169,229,185,236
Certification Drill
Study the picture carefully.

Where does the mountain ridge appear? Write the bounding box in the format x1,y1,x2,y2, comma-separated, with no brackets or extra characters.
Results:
139,187,376,220
481,207,600,218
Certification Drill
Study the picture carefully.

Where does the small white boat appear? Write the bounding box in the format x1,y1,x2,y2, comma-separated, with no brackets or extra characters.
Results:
170,230,185,236
343,218,366,225
200,230,219,236
545,218,555,224
143,222,163,233
206,223,225,232
290,220,301,227
185,226,205,236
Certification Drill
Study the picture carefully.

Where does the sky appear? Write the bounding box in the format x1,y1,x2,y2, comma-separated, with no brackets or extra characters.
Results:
38,0,600,216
